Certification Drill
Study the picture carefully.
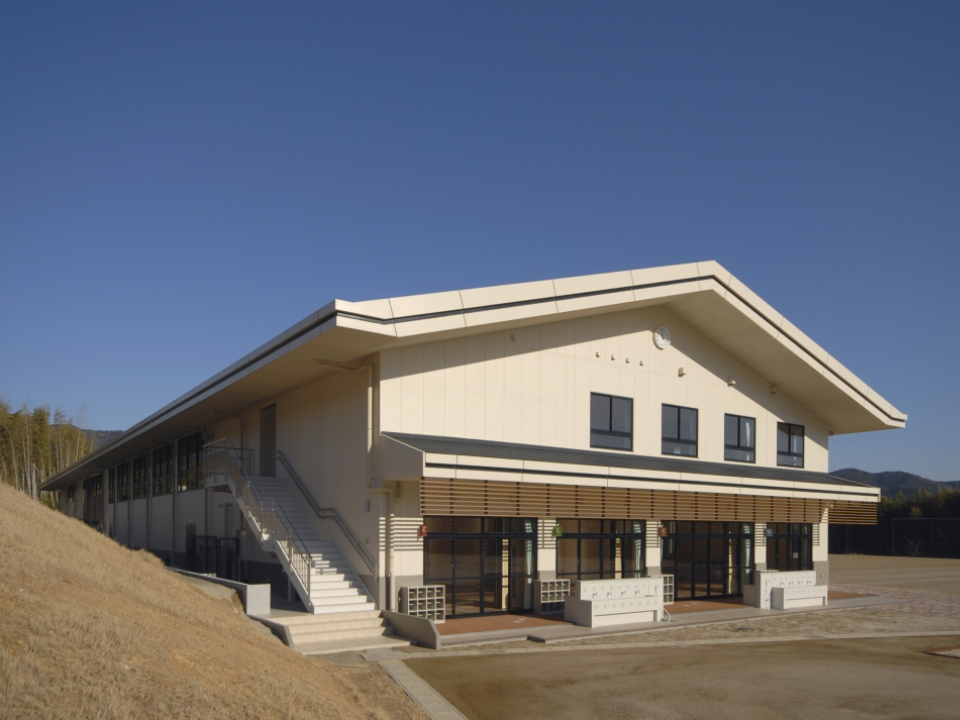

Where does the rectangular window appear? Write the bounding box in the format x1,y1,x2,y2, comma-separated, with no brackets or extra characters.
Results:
178,432,204,491
590,393,633,451
115,463,129,503
724,414,756,463
132,455,148,499
152,445,173,496
765,523,812,571
662,404,698,456
555,519,646,582
777,423,804,467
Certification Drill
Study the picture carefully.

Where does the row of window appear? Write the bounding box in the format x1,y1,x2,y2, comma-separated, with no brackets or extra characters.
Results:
590,393,806,467
105,432,204,503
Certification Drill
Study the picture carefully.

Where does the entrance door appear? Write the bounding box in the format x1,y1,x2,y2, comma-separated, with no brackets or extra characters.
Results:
259,404,276,477
661,521,753,600
423,517,537,617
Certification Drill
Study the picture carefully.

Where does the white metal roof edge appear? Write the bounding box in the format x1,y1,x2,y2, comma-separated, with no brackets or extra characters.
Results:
43,261,905,489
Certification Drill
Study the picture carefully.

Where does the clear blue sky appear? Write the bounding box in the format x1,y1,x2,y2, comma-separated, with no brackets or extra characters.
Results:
1,3,957,479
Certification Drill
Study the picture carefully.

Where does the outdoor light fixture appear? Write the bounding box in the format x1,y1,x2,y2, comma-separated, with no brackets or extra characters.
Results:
418,524,428,538
678,367,686,377
553,524,563,538
727,377,736,387
765,528,775,538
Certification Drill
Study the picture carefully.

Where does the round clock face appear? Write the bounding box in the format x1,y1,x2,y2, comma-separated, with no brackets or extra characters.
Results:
654,325,672,350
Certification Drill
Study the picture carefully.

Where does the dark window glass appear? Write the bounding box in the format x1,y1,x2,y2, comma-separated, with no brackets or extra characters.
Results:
115,463,129,502
765,523,812,571
152,445,173,496
590,394,610,432
776,423,804,467
590,393,633,451
178,432,204,491
555,518,646,581
724,414,756,463
662,404,698,456
132,455,148,499
423,517,537,618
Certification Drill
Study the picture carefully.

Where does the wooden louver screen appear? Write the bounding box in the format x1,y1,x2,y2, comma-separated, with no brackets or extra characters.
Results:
420,478,878,525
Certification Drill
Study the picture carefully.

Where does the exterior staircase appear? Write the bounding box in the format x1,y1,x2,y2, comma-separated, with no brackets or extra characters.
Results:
251,477,377,615
203,439,408,653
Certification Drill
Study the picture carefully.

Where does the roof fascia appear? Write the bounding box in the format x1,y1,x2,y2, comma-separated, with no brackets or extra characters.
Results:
44,261,904,489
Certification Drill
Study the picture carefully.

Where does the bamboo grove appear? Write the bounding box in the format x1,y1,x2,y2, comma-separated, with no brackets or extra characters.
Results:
0,398,98,501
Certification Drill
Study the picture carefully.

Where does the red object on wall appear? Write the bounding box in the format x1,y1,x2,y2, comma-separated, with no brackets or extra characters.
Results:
418,524,428,538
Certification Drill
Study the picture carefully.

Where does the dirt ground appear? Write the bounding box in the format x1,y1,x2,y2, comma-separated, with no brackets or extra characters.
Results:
830,554,960,595
408,634,960,720
402,556,960,719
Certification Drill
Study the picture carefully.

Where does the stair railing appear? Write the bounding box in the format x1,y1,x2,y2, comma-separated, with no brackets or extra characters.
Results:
276,449,376,575
203,439,313,602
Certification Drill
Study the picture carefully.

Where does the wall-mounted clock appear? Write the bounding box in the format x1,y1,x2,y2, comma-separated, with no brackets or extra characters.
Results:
654,325,672,350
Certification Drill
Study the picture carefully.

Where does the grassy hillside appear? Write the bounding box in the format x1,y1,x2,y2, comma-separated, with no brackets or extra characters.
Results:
0,483,426,720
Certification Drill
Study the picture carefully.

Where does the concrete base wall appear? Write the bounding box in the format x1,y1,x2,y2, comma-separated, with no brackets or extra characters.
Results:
814,559,829,586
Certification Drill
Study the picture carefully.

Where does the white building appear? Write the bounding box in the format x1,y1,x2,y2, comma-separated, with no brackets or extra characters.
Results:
45,261,903,627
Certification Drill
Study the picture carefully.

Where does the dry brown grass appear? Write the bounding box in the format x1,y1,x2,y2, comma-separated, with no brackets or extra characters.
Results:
0,484,427,720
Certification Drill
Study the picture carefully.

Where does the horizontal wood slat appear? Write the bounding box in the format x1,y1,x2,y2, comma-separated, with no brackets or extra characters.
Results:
420,478,877,525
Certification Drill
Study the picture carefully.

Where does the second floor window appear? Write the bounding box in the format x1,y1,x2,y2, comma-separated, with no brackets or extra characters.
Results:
662,405,698,457
590,393,633,450
724,414,756,463
777,423,805,467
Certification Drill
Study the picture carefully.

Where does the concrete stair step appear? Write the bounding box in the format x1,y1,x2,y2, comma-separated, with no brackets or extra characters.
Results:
273,609,383,625
302,579,355,590
287,617,388,634
297,634,410,656
311,600,378,614
288,618,390,639
309,571,356,582
310,588,368,599
293,626,394,644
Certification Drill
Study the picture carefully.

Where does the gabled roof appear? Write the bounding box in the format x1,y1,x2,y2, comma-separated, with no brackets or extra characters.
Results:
42,261,905,490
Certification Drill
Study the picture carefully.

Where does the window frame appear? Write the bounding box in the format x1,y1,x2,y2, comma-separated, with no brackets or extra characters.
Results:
661,404,699,457
724,413,756,463
555,519,646,582
765,522,812,571
131,454,149,500
589,392,634,451
776,422,805,468
152,444,173,496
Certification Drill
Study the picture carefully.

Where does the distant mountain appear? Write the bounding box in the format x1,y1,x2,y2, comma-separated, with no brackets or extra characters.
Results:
82,429,123,448
831,468,960,496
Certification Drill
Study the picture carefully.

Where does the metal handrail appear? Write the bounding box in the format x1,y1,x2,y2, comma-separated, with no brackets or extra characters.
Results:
203,439,314,601
275,449,376,573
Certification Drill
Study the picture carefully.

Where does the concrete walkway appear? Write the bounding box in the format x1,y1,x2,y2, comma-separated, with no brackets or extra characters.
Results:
379,659,468,720
434,593,897,647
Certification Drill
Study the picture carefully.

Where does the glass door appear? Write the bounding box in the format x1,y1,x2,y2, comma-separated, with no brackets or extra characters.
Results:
423,516,537,617
661,522,753,601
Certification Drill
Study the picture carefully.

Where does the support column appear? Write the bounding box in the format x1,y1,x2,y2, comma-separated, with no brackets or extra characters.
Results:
645,520,662,576
537,518,557,580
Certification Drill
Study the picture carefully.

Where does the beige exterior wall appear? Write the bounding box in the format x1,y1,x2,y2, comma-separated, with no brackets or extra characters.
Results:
208,362,383,595
380,305,831,472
